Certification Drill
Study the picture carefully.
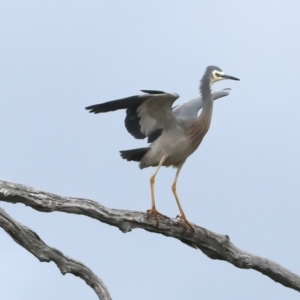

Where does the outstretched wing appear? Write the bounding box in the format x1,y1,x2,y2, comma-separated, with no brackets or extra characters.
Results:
86,88,231,142
85,90,179,138
173,88,231,117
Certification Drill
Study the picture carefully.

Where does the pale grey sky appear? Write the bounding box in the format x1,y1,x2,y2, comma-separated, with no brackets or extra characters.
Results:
1,1,300,299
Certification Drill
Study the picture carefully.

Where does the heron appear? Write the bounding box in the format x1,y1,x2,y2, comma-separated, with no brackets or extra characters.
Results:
86,66,239,231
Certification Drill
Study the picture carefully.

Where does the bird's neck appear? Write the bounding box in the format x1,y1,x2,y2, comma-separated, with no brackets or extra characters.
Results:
186,79,214,147
199,78,213,119
200,77,212,101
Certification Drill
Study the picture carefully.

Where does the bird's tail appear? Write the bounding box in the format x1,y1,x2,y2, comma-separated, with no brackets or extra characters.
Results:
120,147,149,162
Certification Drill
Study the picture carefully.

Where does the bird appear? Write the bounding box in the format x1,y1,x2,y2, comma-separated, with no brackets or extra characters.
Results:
86,66,240,231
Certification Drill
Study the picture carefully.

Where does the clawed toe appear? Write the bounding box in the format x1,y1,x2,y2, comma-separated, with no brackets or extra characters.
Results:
176,214,194,234
146,208,167,227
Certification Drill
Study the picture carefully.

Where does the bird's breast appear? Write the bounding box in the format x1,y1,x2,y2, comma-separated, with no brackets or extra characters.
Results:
187,114,212,148
141,128,196,167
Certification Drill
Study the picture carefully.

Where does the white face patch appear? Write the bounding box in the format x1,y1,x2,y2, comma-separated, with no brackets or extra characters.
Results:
212,70,225,82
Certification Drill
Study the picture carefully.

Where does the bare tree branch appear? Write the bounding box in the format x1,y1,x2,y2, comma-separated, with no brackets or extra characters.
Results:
0,180,299,294
0,206,112,300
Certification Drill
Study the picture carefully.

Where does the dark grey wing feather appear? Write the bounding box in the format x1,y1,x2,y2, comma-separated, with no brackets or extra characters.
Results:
125,107,146,139
124,91,167,139
86,91,169,140
140,90,165,94
147,129,163,143
85,95,148,114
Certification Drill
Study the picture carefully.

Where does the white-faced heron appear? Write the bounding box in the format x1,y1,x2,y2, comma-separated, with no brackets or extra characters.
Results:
86,66,240,231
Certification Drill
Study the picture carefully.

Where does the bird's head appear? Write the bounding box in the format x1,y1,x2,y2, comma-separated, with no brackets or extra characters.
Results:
205,66,240,84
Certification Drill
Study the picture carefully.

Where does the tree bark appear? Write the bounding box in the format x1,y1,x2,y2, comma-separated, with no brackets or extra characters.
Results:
0,180,299,295
0,207,112,300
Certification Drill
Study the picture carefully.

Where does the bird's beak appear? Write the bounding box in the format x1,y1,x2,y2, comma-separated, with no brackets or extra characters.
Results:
221,74,240,81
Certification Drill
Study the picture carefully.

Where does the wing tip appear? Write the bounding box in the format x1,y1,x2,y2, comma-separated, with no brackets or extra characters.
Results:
85,105,99,114
140,89,166,94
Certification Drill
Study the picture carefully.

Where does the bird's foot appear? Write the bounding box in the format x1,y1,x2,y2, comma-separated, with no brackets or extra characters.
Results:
147,207,167,227
176,214,194,234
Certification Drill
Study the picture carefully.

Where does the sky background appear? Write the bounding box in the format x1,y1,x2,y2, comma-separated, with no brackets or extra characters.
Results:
1,1,300,299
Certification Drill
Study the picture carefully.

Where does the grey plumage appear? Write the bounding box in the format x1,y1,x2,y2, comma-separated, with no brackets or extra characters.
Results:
86,66,239,231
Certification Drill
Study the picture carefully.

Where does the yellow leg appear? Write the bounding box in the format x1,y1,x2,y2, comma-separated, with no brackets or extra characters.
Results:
171,162,194,233
147,156,167,225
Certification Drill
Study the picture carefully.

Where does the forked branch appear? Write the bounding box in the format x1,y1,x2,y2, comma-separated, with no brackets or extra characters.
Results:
0,180,299,294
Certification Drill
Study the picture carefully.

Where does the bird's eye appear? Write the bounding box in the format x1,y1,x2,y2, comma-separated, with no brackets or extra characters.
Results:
215,72,221,77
